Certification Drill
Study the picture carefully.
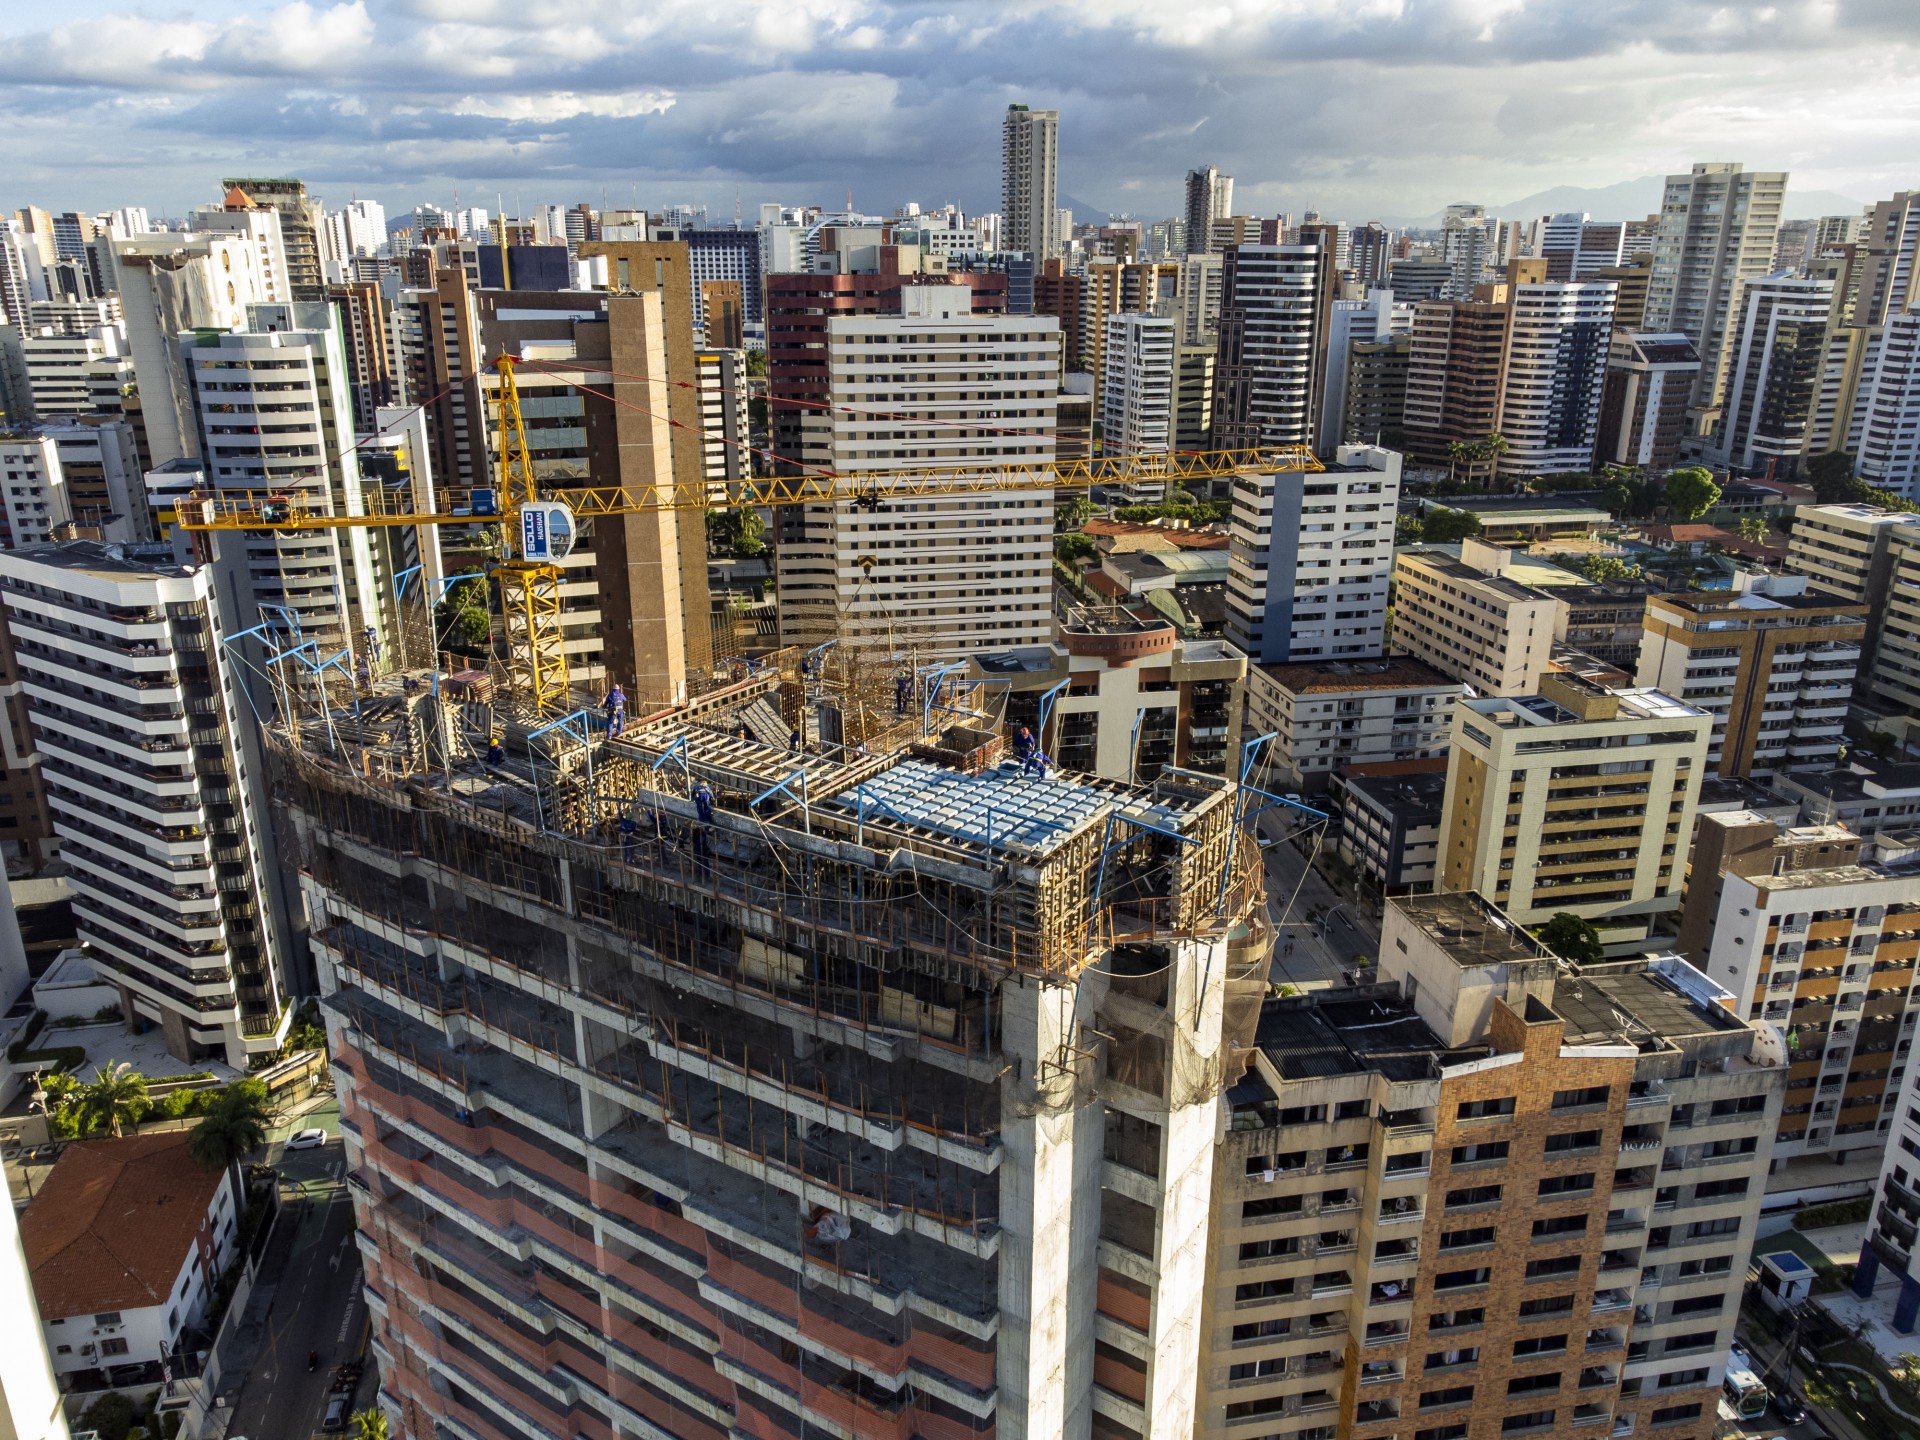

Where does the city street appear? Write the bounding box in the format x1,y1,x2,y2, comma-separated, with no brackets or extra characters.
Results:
222,1099,367,1440
1259,807,1381,992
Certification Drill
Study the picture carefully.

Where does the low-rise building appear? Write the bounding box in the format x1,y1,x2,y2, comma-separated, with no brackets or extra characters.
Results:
971,614,1247,779
1243,656,1461,793
1391,539,1566,696
1197,892,1784,1440
20,1131,239,1381
1635,576,1867,778
1333,764,1447,891
1774,757,1920,835
1440,672,1711,943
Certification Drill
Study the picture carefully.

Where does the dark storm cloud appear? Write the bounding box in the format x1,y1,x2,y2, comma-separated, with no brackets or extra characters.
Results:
0,0,1911,219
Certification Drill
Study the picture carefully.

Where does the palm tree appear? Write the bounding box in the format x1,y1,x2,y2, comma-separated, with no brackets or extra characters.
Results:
1475,432,1511,489
188,1079,273,1195
73,1062,150,1139
1446,439,1470,487
352,1407,391,1440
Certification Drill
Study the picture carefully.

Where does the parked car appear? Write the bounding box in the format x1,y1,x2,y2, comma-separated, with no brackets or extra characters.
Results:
323,1394,350,1431
285,1128,329,1150
1773,1392,1809,1424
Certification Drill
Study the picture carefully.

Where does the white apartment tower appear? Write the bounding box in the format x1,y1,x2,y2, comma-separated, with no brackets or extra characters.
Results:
1001,105,1061,260
1211,244,1329,451
1645,162,1790,409
1226,442,1399,665
1711,273,1833,474
1319,287,1412,451
1856,309,1920,499
1496,278,1618,476
0,541,293,1065
111,215,287,465
185,302,390,657
777,285,1058,656
1100,313,1177,459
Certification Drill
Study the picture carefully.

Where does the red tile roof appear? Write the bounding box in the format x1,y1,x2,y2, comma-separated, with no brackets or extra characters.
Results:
20,1131,229,1319
1082,518,1229,550
1084,570,1129,599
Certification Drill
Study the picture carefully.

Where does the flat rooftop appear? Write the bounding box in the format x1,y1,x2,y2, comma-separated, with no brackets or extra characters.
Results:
1254,655,1458,694
1255,995,1480,1083
1400,548,1560,604
1552,962,1749,1046
1778,760,1920,802
1343,769,1448,816
1392,892,1550,967
5,539,192,581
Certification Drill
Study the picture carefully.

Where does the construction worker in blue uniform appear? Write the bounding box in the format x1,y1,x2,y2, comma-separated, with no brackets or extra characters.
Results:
895,672,912,716
604,684,627,740
486,734,505,767
692,781,714,868
618,812,639,863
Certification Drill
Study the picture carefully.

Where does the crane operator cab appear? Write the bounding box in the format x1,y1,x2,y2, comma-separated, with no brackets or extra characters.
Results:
517,501,577,563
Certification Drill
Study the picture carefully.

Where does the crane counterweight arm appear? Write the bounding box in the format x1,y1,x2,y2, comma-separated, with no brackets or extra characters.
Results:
176,446,1322,532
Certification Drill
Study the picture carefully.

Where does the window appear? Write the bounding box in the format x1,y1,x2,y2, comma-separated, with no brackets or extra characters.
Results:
1553,1085,1612,1109
1507,1374,1561,1395
99,1338,129,1357
1501,1410,1557,1433
93,1312,122,1326
1694,1178,1749,1200
1517,1294,1575,1319
1421,1386,1475,1410
1456,1097,1516,1120
1452,1136,1512,1166
1425,1347,1480,1370
1428,1308,1485,1333
1537,1173,1594,1198
1660,1367,1710,1388
1545,1129,1601,1154
1650,1403,1703,1426
1670,1294,1724,1317
1532,1215,1587,1239
1434,1268,1491,1292
1525,1256,1582,1281
1447,1184,1502,1209
1441,1227,1496,1251
1512,1335,1568,1358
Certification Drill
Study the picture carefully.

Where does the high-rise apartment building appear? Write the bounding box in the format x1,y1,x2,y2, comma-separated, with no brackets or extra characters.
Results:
111,217,287,465
1033,258,1085,372
0,323,126,422
693,348,753,494
1225,443,1399,666
776,285,1057,654
222,177,325,300
1855,308,1920,499
1645,162,1790,411
1402,291,1510,481
1495,277,1616,476
0,435,71,546
1347,222,1391,289
1175,342,1217,453
0,541,293,1064
1787,502,1920,726
280,667,1265,1440
1634,577,1866,778
1439,670,1710,942
392,269,485,491
1202,893,1782,1440
1212,245,1332,452
1391,539,1566,697
1001,105,1060,259
1595,332,1702,472
1679,810,1919,1163
186,303,392,656
1439,204,1492,300
326,281,395,435
1184,166,1234,255
1100,313,1177,460
1320,288,1412,452
1707,273,1832,475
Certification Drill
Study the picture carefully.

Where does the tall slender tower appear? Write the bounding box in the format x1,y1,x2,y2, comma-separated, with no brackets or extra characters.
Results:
1644,161,1789,410
1183,166,1233,256
1001,105,1060,259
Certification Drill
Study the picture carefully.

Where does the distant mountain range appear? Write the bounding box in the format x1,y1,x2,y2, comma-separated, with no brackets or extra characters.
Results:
1378,175,1869,229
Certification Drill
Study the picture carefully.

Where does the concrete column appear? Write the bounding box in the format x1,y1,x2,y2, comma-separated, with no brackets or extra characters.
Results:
996,972,1100,1440
1853,1244,1882,1299
1895,1273,1920,1335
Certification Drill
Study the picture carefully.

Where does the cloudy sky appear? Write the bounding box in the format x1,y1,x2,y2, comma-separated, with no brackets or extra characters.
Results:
0,0,1914,226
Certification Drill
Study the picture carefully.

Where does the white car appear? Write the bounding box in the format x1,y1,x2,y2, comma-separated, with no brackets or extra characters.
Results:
285,1127,330,1150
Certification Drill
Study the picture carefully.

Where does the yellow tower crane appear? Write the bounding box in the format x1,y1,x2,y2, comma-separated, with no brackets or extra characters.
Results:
182,355,1323,715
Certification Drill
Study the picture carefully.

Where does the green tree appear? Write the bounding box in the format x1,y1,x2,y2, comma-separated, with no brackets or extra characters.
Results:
1580,554,1644,583
744,349,767,379
1054,533,1097,564
1732,516,1771,544
1421,508,1483,544
434,572,492,659
1664,466,1722,522
1446,439,1470,487
188,1079,271,1194
1395,516,1425,546
1804,450,1856,501
705,507,766,558
73,1062,150,1139
1601,481,1636,517
1475,432,1511,487
1054,495,1099,532
79,1392,136,1440
351,1408,392,1440
1535,913,1605,965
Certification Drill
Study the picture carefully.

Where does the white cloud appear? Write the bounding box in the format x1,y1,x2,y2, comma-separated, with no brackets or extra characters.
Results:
454,90,677,120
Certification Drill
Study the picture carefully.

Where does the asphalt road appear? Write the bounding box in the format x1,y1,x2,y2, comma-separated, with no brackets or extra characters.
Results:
223,1102,366,1440
1259,809,1382,992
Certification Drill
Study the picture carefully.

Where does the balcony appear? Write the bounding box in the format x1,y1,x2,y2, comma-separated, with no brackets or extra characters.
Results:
1591,1289,1632,1313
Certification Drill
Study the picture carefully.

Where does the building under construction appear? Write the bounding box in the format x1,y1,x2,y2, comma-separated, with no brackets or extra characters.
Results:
274,645,1271,1440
